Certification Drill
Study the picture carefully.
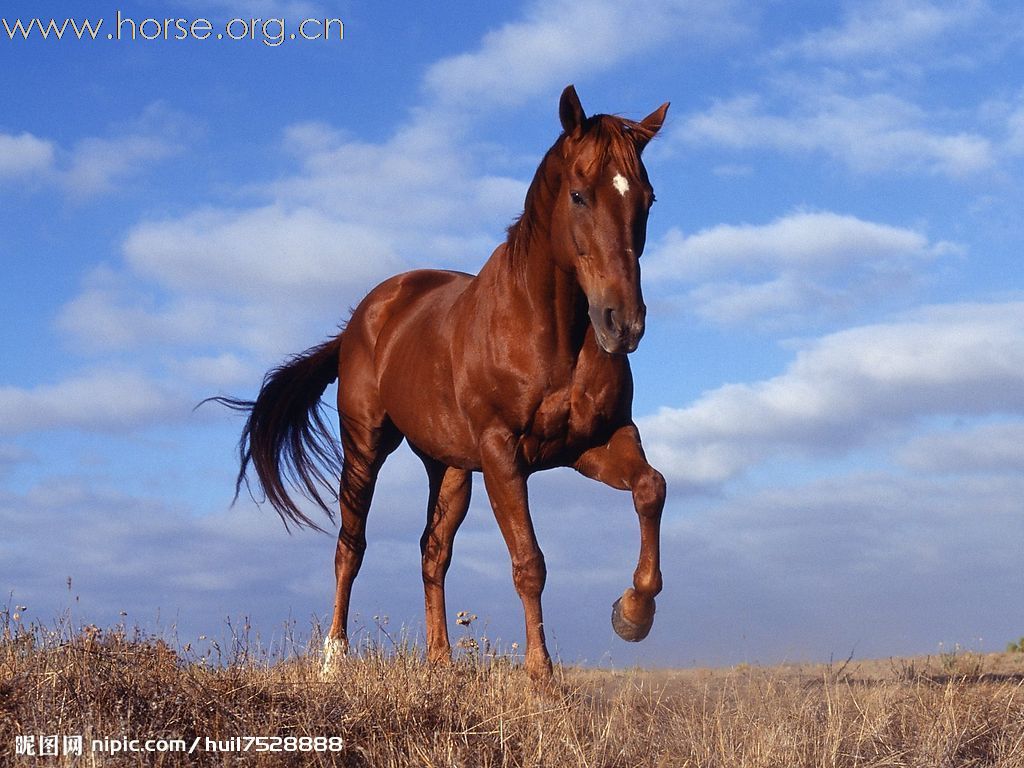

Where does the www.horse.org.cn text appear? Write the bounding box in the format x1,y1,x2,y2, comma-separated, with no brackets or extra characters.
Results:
1,13,344,46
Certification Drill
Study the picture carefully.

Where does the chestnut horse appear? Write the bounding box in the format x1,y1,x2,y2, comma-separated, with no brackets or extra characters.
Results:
214,86,669,679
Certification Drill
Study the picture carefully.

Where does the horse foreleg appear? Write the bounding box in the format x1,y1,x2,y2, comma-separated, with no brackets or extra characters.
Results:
419,462,472,663
574,423,665,642
480,431,552,680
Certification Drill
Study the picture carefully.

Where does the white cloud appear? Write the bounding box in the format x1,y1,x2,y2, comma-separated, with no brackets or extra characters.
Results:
0,454,539,655
898,420,1024,474
57,97,533,357
123,204,402,301
669,2,1024,181
62,0,724,358
0,105,188,199
268,116,525,253
639,301,1024,487
0,481,331,629
57,0,742,362
64,134,178,198
0,369,187,435
647,211,944,280
775,0,985,61
711,163,753,177
1005,101,1024,155
0,131,55,178
58,283,221,350
55,199,415,358
64,103,192,198
685,275,841,327
669,471,1024,587
179,353,257,389
644,211,958,327
280,120,345,155
424,0,744,109
6,449,1022,667
57,283,333,358
678,92,994,177
655,467,1024,661
69,203,380,351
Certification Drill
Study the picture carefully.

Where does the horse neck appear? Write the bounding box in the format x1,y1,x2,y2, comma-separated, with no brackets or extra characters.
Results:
501,168,590,354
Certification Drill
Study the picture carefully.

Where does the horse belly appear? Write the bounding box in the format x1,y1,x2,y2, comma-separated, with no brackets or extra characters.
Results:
385,364,479,469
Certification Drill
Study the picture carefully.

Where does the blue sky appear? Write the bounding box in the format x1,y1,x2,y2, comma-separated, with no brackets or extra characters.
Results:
2,0,1022,668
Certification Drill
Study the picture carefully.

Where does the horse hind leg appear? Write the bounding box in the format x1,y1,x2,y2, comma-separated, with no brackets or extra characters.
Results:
323,418,401,670
419,460,472,664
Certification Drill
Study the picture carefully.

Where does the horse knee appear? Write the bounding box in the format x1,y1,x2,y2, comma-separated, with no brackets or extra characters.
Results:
632,467,665,519
511,552,546,598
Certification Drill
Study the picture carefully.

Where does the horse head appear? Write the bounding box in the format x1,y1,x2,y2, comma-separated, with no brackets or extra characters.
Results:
550,85,669,354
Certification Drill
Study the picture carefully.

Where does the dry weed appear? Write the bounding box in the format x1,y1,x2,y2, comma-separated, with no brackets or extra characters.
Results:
2,607,1023,766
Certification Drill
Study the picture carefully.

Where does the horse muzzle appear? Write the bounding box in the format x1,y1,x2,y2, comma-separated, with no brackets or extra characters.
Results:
590,304,646,355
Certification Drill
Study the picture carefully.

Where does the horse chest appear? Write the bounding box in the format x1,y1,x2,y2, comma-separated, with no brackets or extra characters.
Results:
520,357,626,466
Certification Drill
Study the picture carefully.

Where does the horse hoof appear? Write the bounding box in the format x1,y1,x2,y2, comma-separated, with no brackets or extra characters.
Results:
611,594,654,642
526,655,555,682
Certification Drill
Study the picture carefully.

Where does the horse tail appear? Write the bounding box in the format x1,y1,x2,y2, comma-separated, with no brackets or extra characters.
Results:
205,336,343,532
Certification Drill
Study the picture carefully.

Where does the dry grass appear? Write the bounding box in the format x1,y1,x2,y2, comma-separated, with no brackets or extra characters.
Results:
2,607,1024,767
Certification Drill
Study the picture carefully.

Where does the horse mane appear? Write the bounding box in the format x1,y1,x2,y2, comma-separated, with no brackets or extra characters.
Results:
505,113,656,269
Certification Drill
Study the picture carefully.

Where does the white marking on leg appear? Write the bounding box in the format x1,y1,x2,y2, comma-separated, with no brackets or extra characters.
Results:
322,636,346,676
612,172,630,196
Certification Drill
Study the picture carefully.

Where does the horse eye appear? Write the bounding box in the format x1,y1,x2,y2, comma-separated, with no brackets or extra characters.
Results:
570,190,586,206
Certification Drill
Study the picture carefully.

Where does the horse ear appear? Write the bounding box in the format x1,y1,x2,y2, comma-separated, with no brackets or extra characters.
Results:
637,102,670,149
559,84,586,135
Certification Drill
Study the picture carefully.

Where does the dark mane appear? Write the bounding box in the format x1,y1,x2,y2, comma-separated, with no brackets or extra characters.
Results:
505,114,656,269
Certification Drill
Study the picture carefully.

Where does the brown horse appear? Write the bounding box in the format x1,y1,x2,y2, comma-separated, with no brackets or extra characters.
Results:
213,85,669,679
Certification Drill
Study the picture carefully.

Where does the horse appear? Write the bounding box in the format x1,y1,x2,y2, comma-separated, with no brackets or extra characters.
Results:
211,85,669,680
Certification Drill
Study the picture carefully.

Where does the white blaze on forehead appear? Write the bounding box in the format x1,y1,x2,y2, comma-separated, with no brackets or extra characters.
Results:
612,172,630,196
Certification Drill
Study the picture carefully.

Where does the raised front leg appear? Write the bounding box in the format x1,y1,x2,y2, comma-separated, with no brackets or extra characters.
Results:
574,423,665,642
479,430,552,680
419,461,472,663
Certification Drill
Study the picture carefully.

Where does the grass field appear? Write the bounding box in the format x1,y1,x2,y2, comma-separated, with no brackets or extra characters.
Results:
3,608,1024,766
